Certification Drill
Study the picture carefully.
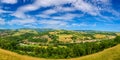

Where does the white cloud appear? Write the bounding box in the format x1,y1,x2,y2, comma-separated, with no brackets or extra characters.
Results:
12,0,68,18
55,6,75,12
11,11,26,18
34,0,75,7
11,4,38,18
38,20,68,29
1,0,17,4
8,19,36,25
0,9,6,13
37,13,82,21
39,20,67,25
107,9,120,17
72,22,97,27
13,0,100,18
1,0,120,29
72,22,88,26
18,4,39,12
73,0,100,16
36,13,81,22
51,13,81,20
39,20,68,29
0,18,5,25
35,0,100,16
36,14,50,18
42,9,57,15
100,0,110,3
0,9,13,14
23,24,37,28
9,0,120,28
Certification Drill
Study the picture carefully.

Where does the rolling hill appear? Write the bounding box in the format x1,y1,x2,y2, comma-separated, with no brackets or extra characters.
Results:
0,48,45,60
70,44,120,60
0,44,120,60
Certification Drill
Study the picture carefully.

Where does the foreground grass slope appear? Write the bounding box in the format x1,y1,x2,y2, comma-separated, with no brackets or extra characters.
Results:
0,49,45,60
0,44,120,60
70,44,120,60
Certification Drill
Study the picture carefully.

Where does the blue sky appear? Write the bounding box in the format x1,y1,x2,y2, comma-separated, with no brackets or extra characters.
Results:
0,0,120,31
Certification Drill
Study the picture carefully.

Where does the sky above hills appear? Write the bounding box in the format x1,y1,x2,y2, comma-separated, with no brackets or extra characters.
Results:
0,0,120,31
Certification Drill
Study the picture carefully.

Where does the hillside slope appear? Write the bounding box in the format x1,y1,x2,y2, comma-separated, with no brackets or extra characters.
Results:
70,44,120,60
0,44,120,60
0,49,45,60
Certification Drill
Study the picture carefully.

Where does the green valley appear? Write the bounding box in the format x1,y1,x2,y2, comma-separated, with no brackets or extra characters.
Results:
0,28,120,59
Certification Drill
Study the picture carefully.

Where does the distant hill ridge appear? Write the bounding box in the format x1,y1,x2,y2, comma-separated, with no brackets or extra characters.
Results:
0,28,119,33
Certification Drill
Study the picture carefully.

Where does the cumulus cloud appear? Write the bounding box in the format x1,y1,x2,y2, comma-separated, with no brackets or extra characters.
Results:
1,0,17,4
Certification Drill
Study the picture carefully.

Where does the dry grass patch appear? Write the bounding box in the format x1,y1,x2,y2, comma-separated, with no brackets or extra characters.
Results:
13,30,38,36
94,34,106,39
57,35,73,43
0,49,46,60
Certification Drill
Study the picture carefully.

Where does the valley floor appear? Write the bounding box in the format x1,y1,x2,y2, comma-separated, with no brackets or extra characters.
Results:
0,44,120,60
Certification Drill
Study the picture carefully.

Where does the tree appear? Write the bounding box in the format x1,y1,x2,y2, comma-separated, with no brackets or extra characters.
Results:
114,36,120,43
72,35,77,42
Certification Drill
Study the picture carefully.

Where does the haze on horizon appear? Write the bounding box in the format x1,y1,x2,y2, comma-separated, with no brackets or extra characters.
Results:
0,0,120,32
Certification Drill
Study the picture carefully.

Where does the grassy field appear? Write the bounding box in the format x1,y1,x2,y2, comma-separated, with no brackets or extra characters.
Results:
0,44,120,60
94,34,106,39
57,35,73,42
12,30,38,36
0,49,45,60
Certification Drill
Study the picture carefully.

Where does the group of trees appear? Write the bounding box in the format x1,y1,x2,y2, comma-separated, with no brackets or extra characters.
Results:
114,36,120,43
15,39,117,58
0,32,120,59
